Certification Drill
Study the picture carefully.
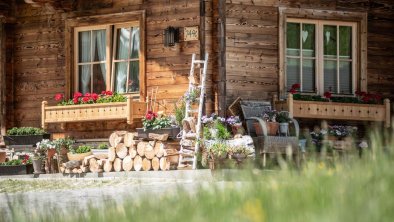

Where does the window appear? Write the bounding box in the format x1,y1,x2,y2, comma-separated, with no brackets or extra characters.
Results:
74,23,141,95
285,19,357,95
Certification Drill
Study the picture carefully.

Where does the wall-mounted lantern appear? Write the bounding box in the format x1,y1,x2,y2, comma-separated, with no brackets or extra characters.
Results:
163,26,179,47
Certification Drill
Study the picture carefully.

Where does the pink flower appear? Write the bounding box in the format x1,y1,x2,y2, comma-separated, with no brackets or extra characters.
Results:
84,93,91,97
105,91,113,96
82,97,90,103
91,93,99,101
145,110,157,120
73,92,83,99
73,97,79,104
54,93,64,101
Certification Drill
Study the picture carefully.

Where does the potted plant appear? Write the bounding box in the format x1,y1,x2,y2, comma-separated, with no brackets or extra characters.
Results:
202,114,231,141
137,111,180,138
276,111,291,135
53,138,75,156
253,110,279,136
92,143,109,155
32,145,46,174
229,145,252,161
3,127,50,146
67,145,93,162
226,116,245,135
0,155,32,175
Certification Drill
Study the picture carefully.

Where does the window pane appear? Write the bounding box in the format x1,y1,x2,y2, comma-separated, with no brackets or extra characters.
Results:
92,29,106,62
128,61,139,93
116,28,130,60
93,63,106,94
286,58,300,90
324,60,337,93
78,31,91,63
302,24,315,57
79,65,91,94
302,59,315,92
339,26,352,59
286,23,300,56
114,62,128,93
339,61,352,94
130,27,140,59
324,25,337,58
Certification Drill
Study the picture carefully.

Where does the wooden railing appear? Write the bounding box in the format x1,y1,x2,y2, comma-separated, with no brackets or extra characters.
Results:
274,93,391,128
41,95,146,129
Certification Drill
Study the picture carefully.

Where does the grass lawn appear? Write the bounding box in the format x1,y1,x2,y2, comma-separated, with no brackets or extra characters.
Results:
1,129,394,222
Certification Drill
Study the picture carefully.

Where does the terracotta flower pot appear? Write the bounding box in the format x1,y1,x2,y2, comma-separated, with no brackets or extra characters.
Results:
231,124,245,135
0,151,6,163
254,122,279,136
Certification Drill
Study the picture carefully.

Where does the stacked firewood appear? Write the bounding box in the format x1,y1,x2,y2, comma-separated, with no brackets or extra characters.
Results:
60,131,171,173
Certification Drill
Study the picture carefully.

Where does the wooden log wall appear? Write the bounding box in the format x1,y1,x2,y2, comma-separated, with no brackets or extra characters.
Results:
5,0,217,139
225,0,394,105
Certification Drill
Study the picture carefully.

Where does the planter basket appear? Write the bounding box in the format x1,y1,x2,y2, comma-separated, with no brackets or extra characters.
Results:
0,165,28,176
3,134,50,146
67,151,93,162
136,127,181,139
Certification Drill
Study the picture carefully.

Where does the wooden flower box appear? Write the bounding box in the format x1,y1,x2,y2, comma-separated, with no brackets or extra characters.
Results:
275,94,391,128
41,95,146,129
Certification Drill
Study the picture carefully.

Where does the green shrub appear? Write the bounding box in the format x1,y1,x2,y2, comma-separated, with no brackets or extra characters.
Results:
70,145,92,154
6,127,47,136
174,101,186,126
97,143,108,150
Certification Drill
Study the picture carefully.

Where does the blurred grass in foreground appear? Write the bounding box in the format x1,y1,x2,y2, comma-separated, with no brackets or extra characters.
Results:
4,127,394,222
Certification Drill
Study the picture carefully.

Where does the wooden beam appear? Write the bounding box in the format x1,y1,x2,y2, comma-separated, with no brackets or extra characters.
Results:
0,21,5,134
217,0,226,116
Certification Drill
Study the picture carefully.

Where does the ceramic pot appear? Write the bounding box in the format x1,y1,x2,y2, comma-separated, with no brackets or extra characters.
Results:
279,122,289,135
32,159,44,174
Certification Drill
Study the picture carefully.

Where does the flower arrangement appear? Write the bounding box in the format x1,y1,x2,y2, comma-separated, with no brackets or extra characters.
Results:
54,91,126,106
328,125,357,138
0,155,31,166
225,116,241,126
142,111,171,131
261,110,290,123
202,113,230,140
183,88,201,104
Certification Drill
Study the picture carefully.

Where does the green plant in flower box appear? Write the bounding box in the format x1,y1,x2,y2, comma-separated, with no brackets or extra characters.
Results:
70,145,92,154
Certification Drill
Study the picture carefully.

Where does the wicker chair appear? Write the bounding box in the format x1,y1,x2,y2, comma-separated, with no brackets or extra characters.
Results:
250,117,300,167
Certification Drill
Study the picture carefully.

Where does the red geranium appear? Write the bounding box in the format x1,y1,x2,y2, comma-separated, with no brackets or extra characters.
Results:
292,83,300,89
82,96,90,103
73,97,79,104
91,93,99,101
73,92,83,99
145,110,157,120
84,93,91,97
54,93,64,101
324,91,332,99
289,88,297,94
105,91,113,96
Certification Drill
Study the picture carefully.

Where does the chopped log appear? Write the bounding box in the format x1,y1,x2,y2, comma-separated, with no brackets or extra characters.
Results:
133,155,143,171
109,131,124,147
103,159,113,172
65,168,71,174
77,169,83,174
159,157,167,171
166,160,171,170
82,155,96,166
154,142,165,157
137,142,147,157
148,141,156,149
72,168,79,174
97,159,104,168
113,158,123,172
122,156,133,172
115,143,128,159
148,133,169,141
64,160,81,169
123,132,135,147
142,158,151,171
80,165,89,173
144,147,155,160
108,147,116,161
59,166,65,173
129,147,137,158
94,153,108,159
89,158,99,172
151,157,160,171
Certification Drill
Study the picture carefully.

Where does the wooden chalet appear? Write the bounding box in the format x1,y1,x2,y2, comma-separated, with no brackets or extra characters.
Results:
0,0,393,139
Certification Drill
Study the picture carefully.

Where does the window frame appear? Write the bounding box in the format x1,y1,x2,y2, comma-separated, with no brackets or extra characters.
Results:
278,7,367,99
285,18,358,95
111,22,141,95
65,11,146,101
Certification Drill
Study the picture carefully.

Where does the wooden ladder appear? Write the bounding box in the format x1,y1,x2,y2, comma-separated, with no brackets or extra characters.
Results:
178,53,209,170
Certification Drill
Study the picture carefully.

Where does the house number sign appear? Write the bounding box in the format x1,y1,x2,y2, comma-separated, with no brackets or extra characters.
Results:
184,26,199,41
